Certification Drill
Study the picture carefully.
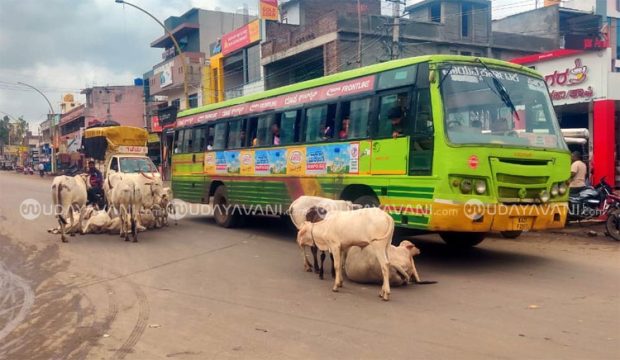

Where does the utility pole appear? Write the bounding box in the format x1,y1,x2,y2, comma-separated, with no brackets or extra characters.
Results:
386,0,405,60
357,0,363,67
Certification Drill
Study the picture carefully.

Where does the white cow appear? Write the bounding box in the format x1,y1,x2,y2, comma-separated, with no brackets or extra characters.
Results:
288,196,361,274
80,206,112,234
345,240,425,286
51,174,88,242
297,207,394,301
108,175,142,242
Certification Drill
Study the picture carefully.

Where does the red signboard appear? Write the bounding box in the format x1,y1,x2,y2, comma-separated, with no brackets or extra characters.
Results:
221,20,260,56
260,0,279,21
151,115,162,133
177,75,376,127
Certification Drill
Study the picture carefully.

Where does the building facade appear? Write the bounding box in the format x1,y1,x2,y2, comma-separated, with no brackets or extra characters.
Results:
259,0,556,90
510,3,619,188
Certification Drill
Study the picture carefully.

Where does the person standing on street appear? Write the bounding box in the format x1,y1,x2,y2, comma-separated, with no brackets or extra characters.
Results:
38,162,45,177
569,151,587,195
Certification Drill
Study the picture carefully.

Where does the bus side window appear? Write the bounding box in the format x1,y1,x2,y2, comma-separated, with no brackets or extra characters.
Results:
248,117,259,146
377,92,409,138
279,110,299,145
304,104,336,142
206,125,214,150
181,129,192,153
213,122,227,150
227,119,246,149
192,127,205,153
339,98,371,140
257,115,272,146
174,130,183,154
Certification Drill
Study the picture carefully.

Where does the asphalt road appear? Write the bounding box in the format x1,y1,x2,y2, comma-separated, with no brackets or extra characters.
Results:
0,171,619,360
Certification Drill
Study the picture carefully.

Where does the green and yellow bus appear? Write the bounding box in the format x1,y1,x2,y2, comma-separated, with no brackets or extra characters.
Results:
172,55,570,247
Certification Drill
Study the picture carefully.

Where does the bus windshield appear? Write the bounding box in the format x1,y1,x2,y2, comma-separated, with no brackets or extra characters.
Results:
439,63,567,150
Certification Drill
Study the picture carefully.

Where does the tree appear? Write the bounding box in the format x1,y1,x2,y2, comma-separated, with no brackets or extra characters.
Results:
13,116,29,144
0,115,9,146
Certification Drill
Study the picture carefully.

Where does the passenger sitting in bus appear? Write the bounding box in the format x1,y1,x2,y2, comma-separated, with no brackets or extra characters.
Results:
271,123,280,145
339,116,351,140
240,130,246,146
388,107,404,138
252,137,259,147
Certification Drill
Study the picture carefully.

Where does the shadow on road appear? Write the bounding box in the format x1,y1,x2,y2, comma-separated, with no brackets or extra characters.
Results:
185,214,550,274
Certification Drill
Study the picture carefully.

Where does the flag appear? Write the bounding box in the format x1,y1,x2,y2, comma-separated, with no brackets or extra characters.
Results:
260,0,279,21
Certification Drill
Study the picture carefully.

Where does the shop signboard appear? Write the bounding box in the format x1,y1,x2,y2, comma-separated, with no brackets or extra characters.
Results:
532,49,610,106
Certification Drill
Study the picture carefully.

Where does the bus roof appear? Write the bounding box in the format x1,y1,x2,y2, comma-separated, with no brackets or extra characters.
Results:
178,55,539,120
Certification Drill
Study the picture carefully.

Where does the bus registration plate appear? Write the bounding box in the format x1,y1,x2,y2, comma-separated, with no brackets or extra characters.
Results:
511,217,533,231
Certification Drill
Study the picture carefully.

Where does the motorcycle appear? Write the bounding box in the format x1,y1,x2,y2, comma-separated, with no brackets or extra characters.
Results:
568,177,620,240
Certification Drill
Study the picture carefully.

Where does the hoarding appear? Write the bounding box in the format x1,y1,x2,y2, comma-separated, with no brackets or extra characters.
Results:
221,20,261,56
260,0,279,21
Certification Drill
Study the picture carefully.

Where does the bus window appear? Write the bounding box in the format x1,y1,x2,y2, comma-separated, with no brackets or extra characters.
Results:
181,129,192,153
377,65,417,90
192,127,205,153
377,92,409,138
257,115,272,146
339,98,371,140
174,130,184,154
213,122,227,150
412,90,433,135
305,104,336,142
227,119,246,149
206,125,214,150
279,110,299,145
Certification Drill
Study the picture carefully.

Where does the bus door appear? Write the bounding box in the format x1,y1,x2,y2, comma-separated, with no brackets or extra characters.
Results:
370,89,411,175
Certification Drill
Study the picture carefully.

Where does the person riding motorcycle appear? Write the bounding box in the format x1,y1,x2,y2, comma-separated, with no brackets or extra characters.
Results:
87,160,104,207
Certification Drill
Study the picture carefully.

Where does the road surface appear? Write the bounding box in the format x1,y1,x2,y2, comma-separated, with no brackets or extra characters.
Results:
0,171,619,359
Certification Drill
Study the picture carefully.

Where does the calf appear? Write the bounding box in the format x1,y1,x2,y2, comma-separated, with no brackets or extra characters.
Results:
297,207,394,301
51,174,88,242
80,206,112,234
345,240,425,286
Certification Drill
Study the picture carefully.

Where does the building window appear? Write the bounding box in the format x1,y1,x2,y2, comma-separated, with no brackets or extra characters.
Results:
462,3,472,38
247,44,261,84
430,3,441,23
189,93,198,108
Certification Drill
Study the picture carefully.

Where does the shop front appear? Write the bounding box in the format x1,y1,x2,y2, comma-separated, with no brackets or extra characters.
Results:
512,48,619,188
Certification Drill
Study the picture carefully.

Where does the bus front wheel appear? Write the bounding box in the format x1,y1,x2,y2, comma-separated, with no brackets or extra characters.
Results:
213,186,240,228
440,232,486,248
500,231,523,239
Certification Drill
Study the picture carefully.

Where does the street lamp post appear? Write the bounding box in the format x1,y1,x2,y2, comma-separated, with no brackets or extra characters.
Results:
17,81,57,174
115,0,190,110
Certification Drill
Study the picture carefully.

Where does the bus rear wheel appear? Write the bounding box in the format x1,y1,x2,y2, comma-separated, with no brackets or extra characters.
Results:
440,232,486,248
213,185,240,228
500,231,523,239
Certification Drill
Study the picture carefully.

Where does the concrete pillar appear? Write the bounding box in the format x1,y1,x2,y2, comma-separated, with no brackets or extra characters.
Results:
592,99,616,187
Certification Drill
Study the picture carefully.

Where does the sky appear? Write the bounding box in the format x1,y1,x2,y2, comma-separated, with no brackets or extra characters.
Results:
0,0,535,133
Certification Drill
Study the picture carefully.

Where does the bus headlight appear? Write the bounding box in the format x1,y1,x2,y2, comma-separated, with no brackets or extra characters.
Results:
558,183,567,195
539,190,550,203
460,179,473,194
551,184,559,197
474,180,487,194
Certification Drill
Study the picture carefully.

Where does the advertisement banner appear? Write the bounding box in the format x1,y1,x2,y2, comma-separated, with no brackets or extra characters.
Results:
287,147,306,176
240,150,254,175
204,152,216,174
156,61,173,88
177,75,375,127
268,149,287,175
306,146,327,175
221,20,261,56
225,151,241,174
254,150,270,175
215,152,227,174
260,0,279,21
